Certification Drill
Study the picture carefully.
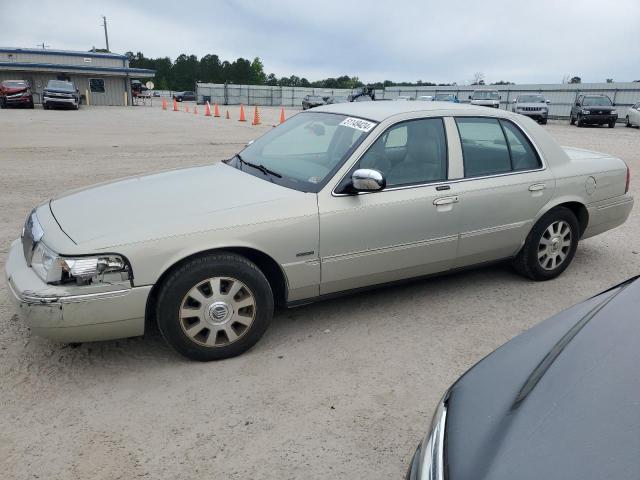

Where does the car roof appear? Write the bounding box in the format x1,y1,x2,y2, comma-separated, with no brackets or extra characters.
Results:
315,101,499,121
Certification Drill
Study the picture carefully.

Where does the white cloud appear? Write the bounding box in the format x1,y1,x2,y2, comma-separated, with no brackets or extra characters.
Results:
1,0,638,83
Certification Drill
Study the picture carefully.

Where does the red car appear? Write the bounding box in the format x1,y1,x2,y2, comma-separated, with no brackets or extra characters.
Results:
0,80,34,109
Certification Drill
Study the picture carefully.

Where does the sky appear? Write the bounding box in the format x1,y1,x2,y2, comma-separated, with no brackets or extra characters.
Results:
1,0,638,85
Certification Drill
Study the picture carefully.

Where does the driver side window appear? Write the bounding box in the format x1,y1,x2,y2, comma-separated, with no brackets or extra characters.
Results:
356,118,448,188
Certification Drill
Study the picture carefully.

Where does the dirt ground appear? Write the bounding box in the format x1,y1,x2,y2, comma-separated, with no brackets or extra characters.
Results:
1,103,639,480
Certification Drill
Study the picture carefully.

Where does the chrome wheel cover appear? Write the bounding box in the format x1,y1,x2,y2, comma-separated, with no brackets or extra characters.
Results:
179,277,256,347
537,220,572,271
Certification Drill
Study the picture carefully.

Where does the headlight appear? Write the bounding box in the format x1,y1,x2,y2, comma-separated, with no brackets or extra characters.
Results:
611,110,617,115
417,394,448,480
581,109,591,114
31,242,130,285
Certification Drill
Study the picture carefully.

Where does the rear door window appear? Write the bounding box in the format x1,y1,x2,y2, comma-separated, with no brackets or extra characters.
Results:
456,117,511,177
456,117,541,177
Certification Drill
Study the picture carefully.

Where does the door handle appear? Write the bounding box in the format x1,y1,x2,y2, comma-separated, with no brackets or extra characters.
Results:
433,195,459,206
529,183,546,192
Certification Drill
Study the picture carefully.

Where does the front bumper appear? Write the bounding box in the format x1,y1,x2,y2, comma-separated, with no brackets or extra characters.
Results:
516,110,548,120
4,94,33,105
405,443,423,480
43,96,77,106
582,114,618,124
4,239,149,342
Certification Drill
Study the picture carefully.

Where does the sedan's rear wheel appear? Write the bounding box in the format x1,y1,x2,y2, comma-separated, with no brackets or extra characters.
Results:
156,253,274,361
625,116,631,127
514,207,579,280
569,114,575,125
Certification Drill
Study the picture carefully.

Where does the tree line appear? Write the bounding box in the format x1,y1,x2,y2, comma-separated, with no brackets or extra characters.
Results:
126,52,525,90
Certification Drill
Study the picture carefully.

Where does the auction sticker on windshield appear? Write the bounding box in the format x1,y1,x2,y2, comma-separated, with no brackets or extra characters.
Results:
339,117,377,132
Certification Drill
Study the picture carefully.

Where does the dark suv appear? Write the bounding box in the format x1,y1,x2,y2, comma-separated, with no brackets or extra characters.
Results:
42,80,80,110
0,80,34,108
173,91,196,102
570,94,617,128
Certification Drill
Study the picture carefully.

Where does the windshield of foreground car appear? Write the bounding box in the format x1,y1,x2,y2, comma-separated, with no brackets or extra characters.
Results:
472,91,499,100
47,80,75,91
229,112,374,192
583,96,612,106
518,95,545,103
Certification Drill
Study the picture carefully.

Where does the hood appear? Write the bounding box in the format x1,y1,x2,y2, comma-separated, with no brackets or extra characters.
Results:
471,99,499,105
49,162,307,249
44,87,75,94
445,277,640,480
3,86,29,94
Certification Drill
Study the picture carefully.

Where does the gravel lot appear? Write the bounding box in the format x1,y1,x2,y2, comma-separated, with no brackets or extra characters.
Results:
1,104,638,480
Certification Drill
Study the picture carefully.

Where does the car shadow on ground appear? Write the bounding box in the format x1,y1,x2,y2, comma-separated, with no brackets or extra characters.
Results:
4,261,528,373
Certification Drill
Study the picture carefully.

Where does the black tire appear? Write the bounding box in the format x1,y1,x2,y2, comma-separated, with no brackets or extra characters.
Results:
177,96,183,102
155,252,274,361
569,113,575,125
28,101,34,109
540,118,547,125
43,103,49,110
576,115,583,127
0,99,5,109
513,207,580,281
608,121,615,128
626,116,632,127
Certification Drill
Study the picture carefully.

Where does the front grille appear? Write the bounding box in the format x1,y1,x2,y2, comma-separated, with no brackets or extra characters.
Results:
520,106,542,112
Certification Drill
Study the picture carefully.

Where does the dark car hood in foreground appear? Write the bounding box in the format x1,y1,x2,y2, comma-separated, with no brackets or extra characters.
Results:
445,277,640,480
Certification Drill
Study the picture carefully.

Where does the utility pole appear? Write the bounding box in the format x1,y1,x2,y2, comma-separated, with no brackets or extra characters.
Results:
101,15,110,52
37,42,49,49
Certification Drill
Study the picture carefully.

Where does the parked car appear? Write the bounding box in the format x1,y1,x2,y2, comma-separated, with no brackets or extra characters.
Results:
570,94,617,128
302,95,325,110
511,94,550,124
152,91,161,98
5,102,632,360
348,86,376,102
416,95,433,101
625,101,640,127
433,93,459,103
406,275,640,480
394,96,412,101
0,80,34,109
42,80,80,110
173,91,196,102
469,89,501,108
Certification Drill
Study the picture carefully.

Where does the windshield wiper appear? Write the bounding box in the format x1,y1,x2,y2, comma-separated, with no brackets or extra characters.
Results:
234,154,282,178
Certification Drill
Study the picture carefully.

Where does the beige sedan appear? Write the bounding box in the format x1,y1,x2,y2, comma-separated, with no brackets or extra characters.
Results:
5,102,633,360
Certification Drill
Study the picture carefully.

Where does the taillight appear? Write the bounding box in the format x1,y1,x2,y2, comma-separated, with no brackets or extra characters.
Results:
625,165,630,194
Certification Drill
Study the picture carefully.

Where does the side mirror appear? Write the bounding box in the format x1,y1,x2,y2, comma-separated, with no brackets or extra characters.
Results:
546,100,551,104
351,169,386,192
468,95,472,99
612,102,616,106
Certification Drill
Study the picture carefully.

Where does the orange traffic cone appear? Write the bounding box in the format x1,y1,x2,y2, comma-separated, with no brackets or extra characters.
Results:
251,106,261,125
279,107,286,124
204,102,212,116
225,109,230,119
238,104,246,122
214,103,220,117
185,105,190,113
173,98,178,111
194,105,198,115
162,97,167,110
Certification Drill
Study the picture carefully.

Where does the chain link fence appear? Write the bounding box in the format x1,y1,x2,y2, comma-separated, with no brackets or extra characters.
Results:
196,82,640,119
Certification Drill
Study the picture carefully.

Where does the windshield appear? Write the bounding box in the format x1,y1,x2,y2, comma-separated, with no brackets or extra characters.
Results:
518,95,545,103
230,112,375,192
307,96,323,101
583,96,612,106
472,91,499,100
2,80,28,88
47,80,74,91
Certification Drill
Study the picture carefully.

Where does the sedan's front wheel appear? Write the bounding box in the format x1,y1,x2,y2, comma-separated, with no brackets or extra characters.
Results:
514,207,579,281
156,253,274,361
